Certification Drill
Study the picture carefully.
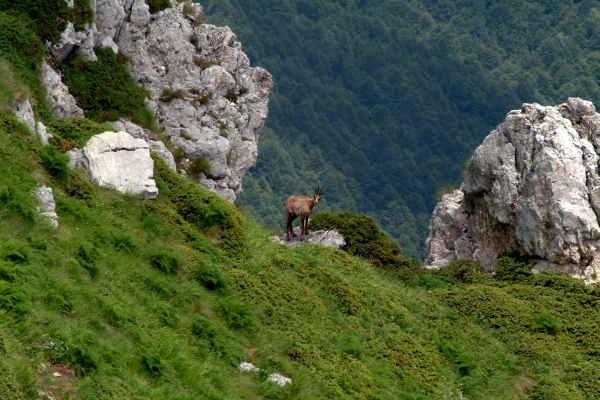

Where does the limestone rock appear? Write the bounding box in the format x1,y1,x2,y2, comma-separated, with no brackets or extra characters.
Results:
36,122,52,146
93,0,273,202
425,98,600,278
41,61,84,118
11,99,36,133
46,0,272,202
278,226,346,248
68,131,158,199
149,140,176,171
32,185,58,228
49,22,98,62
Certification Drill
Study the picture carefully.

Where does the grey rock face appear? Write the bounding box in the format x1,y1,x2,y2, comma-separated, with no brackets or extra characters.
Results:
32,185,58,228
277,226,346,249
12,99,36,133
48,0,272,202
425,98,600,279
93,0,273,202
149,140,177,171
41,61,84,118
68,131,158,199
50,22,98,62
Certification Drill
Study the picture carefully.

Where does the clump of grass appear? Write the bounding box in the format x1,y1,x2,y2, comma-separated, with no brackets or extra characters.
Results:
225,88,238,102
435,184,459,201
199,92,213,105
0,60,31,109
189,157,211,176
147,0,171,14
150,246,185,274
193,57,214,70
159,89,186,103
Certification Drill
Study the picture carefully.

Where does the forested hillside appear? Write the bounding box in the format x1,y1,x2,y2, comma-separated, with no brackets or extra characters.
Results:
204,0,600,258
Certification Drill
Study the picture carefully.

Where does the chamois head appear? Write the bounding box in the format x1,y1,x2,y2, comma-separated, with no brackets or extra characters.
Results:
313,186,324,205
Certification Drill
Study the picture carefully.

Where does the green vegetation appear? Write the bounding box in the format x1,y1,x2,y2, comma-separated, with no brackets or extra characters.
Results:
2,77,600,397
310,211,401,265
207,0,600,259
47,117,117,149
3,1,600,398
61,47,156,129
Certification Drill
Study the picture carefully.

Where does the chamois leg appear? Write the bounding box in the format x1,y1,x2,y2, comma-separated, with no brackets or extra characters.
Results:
286,212,297,241
300,216,306,241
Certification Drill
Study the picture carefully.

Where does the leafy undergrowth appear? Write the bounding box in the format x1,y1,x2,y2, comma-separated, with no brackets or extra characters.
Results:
0,110,600,399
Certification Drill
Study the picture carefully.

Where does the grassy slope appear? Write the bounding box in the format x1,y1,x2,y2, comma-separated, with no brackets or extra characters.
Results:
1,109,600,399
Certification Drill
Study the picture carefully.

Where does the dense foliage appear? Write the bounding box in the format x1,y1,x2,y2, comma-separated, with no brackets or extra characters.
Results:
61,47,156,130
310,211,401,265
206,0,600,258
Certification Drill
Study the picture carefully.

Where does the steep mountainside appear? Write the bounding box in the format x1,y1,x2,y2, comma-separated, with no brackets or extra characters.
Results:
2,1,600,399
205,0,600,258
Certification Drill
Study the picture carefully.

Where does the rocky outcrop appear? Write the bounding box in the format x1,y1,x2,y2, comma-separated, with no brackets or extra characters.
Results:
273,226,347,248
425,98,600,280
48,0,272,202
68,131,158,199
32,185,58,228
11,99,52,144
41,61,84,119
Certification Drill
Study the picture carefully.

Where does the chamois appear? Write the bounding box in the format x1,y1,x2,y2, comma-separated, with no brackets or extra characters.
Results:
283,187,323,241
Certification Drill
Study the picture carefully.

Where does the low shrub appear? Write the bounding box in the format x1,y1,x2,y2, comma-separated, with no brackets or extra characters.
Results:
152,154,244,250
150,246,184,274
495,254,533,283
64,170,98,207
47,117,116,149
61,47,156,129
434,259,485,284
531,312,561,335
309,211,401,265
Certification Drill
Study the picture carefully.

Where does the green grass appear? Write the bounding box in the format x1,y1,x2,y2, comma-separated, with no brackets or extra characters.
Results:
60,47,156,130
1,6,600,399
2,104,600,398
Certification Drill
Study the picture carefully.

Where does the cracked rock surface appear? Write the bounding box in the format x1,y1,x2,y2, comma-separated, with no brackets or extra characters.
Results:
55,0,272,202
425,98,600,281
68,131,158,199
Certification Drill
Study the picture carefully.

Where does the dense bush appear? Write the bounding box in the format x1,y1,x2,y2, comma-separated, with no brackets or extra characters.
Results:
495,254,533,283
61,47,156,129
40,145,70,182
310,211,400,265
47,117,116,149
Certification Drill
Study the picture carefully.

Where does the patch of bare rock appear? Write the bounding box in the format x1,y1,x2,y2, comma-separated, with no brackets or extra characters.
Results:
68,131,158,199
272,226,346,248
425,98,600,281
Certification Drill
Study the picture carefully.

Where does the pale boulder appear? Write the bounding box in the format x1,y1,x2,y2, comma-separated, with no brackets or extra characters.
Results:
68,131,158,199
